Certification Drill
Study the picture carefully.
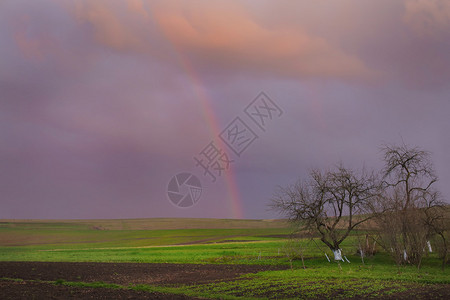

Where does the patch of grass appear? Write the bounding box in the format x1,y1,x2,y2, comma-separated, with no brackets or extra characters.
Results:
186,272,416,299
1,277,24,282
0,225,290,248
59,280,122,289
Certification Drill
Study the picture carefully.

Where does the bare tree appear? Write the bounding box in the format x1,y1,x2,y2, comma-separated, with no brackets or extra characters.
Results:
270,165,379,260
382,143,438,211
374,143,445,268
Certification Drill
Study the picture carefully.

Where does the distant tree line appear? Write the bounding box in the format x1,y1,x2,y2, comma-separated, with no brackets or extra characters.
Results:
270,143,449,269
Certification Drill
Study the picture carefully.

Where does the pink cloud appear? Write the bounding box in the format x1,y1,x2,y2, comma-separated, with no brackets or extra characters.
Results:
62,0,376,81
404,0,450,38
155,4,374,78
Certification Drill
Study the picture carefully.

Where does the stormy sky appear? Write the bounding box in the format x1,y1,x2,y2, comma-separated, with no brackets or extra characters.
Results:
1,0,449,219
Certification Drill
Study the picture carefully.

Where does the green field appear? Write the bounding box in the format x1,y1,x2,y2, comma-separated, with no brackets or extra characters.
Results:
1,218,449,299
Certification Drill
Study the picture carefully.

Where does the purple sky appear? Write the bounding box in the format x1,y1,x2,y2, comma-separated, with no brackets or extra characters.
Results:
1,0,449,219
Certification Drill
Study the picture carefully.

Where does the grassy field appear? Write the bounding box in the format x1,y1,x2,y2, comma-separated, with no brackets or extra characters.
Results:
1,218,449,299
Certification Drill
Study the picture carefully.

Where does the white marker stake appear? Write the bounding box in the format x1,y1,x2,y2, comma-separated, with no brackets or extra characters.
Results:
333,249,343,261
427,241,433,253
325,253,331,262
344,256,350,263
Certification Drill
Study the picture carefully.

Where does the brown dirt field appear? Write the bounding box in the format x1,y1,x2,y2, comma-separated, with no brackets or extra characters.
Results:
1,262,449,299
0,280,198,300
0,262,285,286
0,262,286,299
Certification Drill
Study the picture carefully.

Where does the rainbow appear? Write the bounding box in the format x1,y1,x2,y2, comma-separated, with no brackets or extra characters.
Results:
180,57,244,219
154,16,244,219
